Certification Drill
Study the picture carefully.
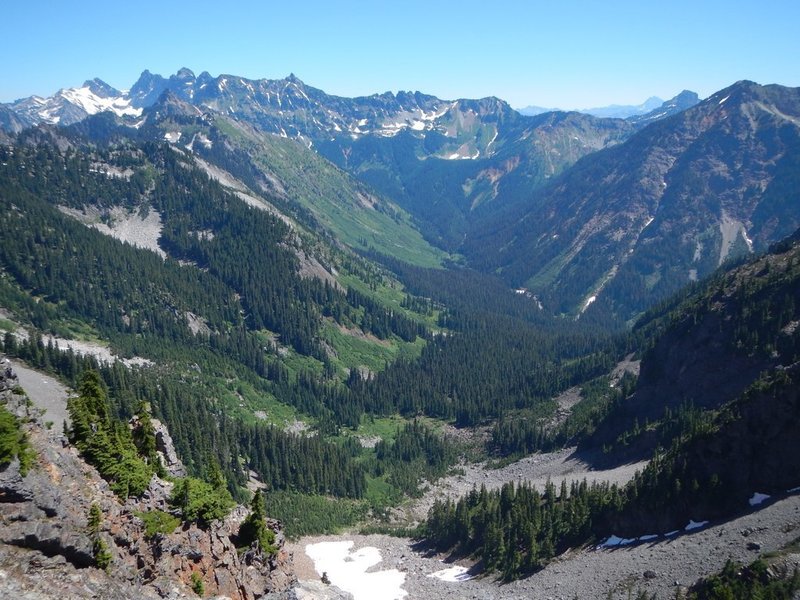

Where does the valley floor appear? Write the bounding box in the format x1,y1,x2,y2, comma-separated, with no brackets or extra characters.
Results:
403,446,649,524
290,455,800,599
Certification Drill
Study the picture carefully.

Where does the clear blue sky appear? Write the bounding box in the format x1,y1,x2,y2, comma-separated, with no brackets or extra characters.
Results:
2,0,798,109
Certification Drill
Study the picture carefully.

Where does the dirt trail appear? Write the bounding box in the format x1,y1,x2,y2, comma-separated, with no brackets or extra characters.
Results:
10,359,71,428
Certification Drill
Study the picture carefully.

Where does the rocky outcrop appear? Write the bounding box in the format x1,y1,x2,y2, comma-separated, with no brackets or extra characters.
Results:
151,417,187,478
0,358,296,599
129,414,187,478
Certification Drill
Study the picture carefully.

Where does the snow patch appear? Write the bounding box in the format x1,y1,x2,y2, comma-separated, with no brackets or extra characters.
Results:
486,129,499,153
718,95,730,105
599,535,636,547
164,131,182,143
599,532,659,548
305,541,406,600
742,228,754,252
445,149,480,160
428,565,473,582
685,520,709,531
749,492,771,506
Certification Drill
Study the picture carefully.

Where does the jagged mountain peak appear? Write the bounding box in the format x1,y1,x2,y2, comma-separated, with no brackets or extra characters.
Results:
284,72,304,85
627,89,700,127
702,79,760,104
146,89,204,119
82,78,121,98
174,67,196,81
673,89,699,102
452,95,514,114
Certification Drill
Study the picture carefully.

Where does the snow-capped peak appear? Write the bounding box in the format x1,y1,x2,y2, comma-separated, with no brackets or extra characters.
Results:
58,86,142,119
8,80,143,127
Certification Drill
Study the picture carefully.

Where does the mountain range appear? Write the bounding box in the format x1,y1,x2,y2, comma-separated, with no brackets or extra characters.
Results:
518,95,666,118
1,69,798,324
467,81,800,321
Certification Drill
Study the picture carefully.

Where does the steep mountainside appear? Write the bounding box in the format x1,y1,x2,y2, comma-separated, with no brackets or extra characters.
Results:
466,81,800,321
0,131,437,496
586,229,800,462
0,361,295,599
132,91,446,266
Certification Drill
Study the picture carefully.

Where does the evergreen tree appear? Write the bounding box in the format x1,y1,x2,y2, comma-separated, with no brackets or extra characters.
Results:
237,490,277,555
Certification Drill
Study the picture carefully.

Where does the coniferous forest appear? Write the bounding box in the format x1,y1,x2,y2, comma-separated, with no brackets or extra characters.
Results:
1,98,799,598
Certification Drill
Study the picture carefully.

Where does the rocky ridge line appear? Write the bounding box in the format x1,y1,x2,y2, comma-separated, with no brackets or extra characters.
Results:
0,357,295,599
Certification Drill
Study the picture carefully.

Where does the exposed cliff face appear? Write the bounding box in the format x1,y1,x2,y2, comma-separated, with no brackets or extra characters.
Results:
608,362,800,536
0,359,295,599
586,236,800,461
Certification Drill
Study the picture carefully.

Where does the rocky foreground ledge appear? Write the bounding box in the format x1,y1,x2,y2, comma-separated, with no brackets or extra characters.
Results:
0,359,296,599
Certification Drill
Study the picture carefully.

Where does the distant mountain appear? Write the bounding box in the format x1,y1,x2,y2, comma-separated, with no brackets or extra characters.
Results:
0,69,737,274
4,78,141,128
581,95,664,118
316,105,633,248
0,104,28,134
517,104,558,116
465,80,800,321
518,96,676,119
1,71,704,249
628,90,700,127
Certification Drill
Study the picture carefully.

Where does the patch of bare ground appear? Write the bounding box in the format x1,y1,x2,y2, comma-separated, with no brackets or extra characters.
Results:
3,310,151,368
58,205,166,258
545,386,582,430
191,156,342,288
297,249,340,288
184,311,211,335
284,420,314,436
402,447,648,525
337,323,391,347
611,353,640,382
9,358,71,429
